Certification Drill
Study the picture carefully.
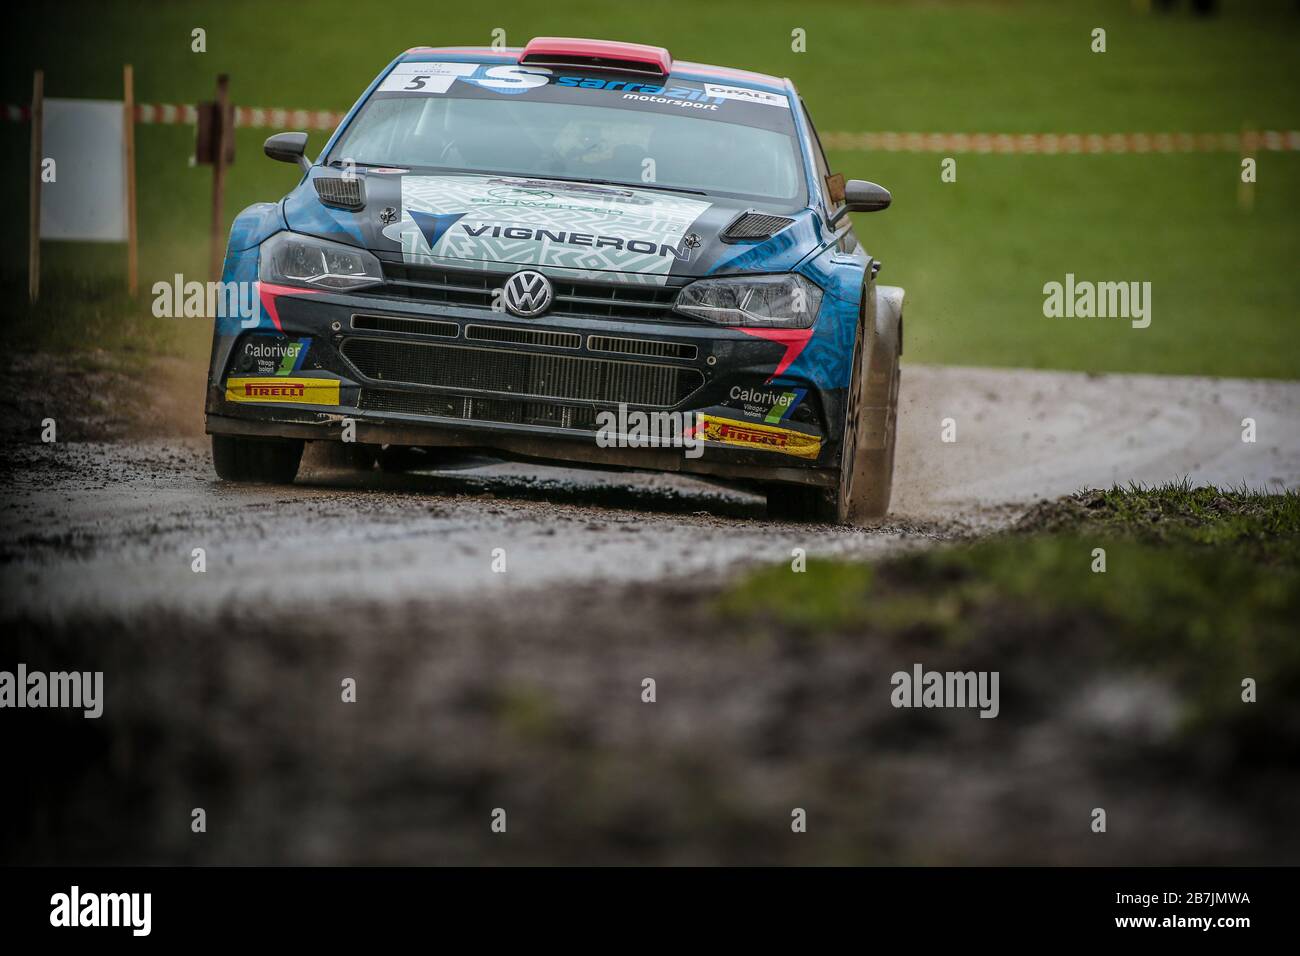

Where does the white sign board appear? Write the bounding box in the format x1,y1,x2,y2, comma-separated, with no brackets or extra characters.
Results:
40,98,128,242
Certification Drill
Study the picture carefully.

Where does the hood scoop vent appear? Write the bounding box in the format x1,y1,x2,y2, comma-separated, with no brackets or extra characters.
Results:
722,211,794,242
314,177,366,211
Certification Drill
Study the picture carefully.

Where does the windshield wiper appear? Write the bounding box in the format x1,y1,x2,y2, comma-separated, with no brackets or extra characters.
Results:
532,174,708,196
323,163,710,196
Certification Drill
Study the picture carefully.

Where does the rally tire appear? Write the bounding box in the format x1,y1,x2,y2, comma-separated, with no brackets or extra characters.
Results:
850,352,899,521
211,434,304,484
765,295,900,525
842,311,901,524
764,307,868,525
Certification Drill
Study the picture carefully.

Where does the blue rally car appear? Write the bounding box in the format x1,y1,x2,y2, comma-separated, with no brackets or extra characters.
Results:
206,37,903,523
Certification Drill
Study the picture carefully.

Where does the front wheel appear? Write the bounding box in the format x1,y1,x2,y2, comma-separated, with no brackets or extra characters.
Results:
839,319,900,524
847,352,899,522
763,305,900,525
211,434,304,484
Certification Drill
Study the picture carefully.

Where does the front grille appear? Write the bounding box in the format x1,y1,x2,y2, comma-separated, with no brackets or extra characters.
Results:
587,335,696,361
379,262,680,322
465,324,581,349
351,314,458,337
359,389,602,431
342,338,702,407
550,277,679,321
379,263,496,308
359,389,458,417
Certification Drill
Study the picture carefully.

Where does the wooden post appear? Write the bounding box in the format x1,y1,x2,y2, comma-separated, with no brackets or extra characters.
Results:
209,73,230,281
28,70,44,303
123,64,138,296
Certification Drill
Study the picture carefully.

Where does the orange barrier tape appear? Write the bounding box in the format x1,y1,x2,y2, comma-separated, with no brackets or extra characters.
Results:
6,103,1298,152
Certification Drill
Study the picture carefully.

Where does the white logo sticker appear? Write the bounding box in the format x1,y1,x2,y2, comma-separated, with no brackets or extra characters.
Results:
461,65,552,93
702,83,790,108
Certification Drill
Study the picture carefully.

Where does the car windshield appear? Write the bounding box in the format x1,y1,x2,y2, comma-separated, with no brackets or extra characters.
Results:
329,63,806,205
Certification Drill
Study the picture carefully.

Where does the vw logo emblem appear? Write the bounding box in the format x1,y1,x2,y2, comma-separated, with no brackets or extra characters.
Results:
501,270,553,318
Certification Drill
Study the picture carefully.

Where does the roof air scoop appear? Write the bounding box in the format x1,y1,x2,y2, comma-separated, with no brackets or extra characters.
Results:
520,37,672,76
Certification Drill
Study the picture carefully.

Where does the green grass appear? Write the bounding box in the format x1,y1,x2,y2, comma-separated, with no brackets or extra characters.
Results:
0,274,192,362
2,0,1298,376
721,483,1300,727
853,151,1300,377
1017,480,1300,562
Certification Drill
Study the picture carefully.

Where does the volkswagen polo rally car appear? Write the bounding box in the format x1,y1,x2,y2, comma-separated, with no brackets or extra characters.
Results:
206,37,903,523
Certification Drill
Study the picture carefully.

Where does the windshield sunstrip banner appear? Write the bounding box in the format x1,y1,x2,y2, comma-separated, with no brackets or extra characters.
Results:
374,62,792,128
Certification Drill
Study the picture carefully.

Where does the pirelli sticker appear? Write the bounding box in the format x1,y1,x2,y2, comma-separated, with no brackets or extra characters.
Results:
698,415,821,460
226,376,341,405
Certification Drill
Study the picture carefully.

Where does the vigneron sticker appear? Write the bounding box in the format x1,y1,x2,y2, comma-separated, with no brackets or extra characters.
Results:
702,84,790,108
378,62,479,94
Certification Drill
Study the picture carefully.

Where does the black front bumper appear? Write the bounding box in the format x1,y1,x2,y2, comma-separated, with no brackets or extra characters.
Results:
206,286,843,489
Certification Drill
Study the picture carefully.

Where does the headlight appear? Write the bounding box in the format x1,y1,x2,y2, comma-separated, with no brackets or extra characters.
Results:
259,231,383,291
674,274,823,329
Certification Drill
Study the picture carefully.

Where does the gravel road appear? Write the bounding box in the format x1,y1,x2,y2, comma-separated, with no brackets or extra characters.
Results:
2,364,1296,621
3,362,1297,865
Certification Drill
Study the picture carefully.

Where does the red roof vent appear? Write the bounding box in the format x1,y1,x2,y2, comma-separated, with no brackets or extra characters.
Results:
520,37,672,76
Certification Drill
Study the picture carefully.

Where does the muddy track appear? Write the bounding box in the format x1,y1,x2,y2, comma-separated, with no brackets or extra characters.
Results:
2,363,1296,621
2,361,1298,865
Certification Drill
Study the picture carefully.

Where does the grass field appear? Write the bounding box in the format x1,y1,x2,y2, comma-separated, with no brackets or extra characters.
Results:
2,0,1298,377
724,483,1300,731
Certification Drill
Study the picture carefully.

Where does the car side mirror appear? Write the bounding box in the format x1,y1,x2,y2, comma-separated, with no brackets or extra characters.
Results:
264,131,311,171
829,180,892,225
